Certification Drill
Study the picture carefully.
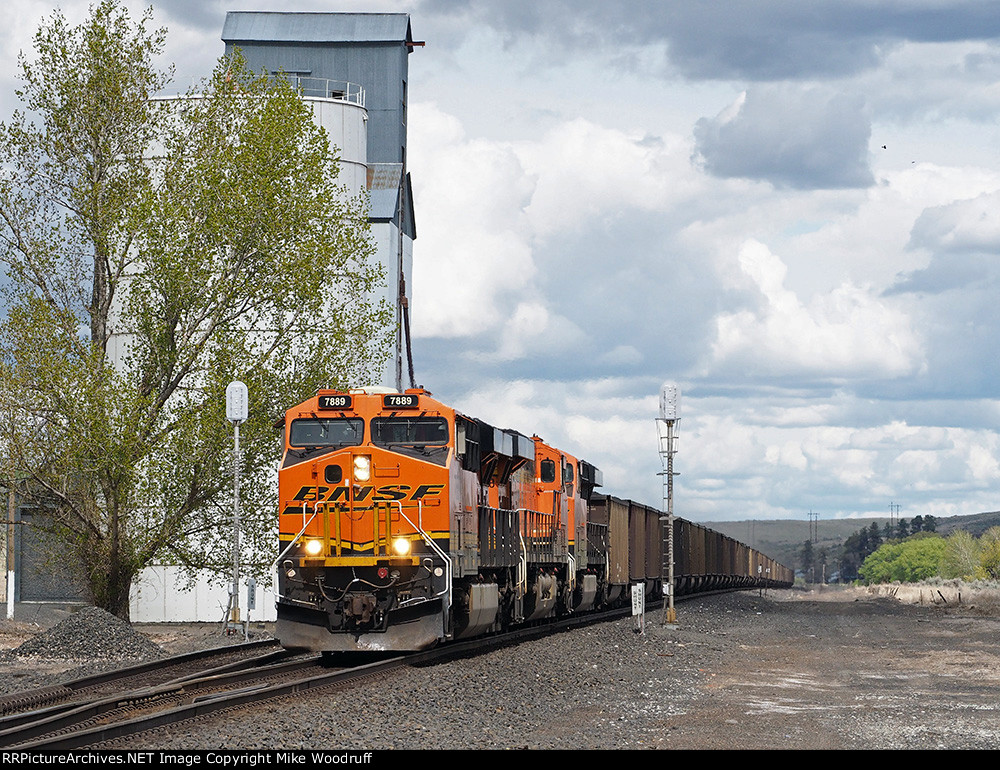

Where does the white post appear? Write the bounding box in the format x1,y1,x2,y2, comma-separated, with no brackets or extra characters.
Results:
6,486,14,620
225,381,249,640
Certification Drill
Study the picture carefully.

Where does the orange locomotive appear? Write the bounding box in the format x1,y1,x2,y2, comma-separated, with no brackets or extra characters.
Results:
275,386,607,652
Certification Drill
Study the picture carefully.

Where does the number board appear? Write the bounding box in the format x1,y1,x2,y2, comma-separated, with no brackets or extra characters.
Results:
318,395,352,410
383,393,419,409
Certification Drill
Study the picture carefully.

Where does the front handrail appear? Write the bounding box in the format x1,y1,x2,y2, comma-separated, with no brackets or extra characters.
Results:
391,500,452,610
273,505,319,601
274,506,318,568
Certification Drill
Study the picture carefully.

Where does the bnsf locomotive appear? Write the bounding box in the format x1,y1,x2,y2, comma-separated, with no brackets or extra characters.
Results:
275,387,792,652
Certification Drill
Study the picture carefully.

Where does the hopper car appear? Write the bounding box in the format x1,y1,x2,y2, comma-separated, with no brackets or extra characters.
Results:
274,387,793,652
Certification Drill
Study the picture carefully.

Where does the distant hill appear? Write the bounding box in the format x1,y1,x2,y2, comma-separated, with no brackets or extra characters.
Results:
706,510,1000,572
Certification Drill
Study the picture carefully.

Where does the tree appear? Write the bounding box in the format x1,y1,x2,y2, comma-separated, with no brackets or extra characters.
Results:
859,536,946,584
867,522,882,551
940,531,983,580
977,527,1000,579
816,546,829,582
840,528,870,581
0,2,390,618
800,539,814,581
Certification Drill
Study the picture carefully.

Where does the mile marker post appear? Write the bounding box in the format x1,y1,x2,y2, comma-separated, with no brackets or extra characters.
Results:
225,380,249,641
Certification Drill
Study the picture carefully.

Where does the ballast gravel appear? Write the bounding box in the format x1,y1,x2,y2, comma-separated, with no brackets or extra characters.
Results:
4,588,1000,749
9,605,164,661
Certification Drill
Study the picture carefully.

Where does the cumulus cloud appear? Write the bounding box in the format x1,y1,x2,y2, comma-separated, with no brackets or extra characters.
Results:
693,87,874,189
890,188,1000,293
517,119,689,236
491,302,587,361
707,240,923,379
681,396,1000,520
409,103,703,361
909,190,1000,254
408,103,536,338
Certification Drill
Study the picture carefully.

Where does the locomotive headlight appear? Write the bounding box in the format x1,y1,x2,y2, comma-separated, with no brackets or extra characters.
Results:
392,537,411,556
303,539,323,557
353,455,371,482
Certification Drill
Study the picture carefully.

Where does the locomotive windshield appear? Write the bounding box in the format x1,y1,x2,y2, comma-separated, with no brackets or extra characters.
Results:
289,418,364,448
372,417,449,464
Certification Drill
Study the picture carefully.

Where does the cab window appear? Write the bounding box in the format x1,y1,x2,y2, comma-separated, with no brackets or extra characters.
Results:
372,417,449,465
289,418,364,448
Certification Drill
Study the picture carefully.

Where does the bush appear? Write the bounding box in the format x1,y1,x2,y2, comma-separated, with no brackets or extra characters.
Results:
859,536,947,584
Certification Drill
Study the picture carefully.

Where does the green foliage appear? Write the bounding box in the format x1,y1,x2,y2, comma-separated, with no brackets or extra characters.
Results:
976,527,1000,579
800,539,814,576
858,536,947,584
939,531,984,580
0,2,390,618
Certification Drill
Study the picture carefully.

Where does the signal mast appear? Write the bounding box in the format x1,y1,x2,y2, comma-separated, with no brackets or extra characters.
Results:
657,382,680,625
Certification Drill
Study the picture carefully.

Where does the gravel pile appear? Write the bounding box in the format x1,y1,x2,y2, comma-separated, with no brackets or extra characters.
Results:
10,606,164,661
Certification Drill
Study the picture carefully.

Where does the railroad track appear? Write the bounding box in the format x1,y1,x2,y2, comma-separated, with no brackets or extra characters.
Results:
0,639,284,718
0,640,306,746
0,602,645,750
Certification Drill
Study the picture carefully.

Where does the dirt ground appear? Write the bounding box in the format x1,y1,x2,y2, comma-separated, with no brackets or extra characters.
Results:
654,584,1000,749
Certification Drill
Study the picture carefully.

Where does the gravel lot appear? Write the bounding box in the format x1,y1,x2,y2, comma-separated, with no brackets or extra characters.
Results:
3,586,1000,750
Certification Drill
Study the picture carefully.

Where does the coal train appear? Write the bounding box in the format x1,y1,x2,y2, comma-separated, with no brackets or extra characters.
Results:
274,387,793,652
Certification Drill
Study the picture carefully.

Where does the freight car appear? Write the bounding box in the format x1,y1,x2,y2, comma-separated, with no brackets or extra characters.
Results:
274,387,792,653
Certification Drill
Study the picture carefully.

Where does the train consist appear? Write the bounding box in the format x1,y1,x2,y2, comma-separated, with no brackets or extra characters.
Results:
274,387,793,652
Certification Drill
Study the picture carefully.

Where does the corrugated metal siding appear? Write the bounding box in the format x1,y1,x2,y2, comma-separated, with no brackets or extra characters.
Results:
223,12,412,45
16,511,88,602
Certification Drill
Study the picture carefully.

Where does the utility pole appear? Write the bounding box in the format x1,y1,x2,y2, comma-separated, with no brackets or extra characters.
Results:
657,382,680,626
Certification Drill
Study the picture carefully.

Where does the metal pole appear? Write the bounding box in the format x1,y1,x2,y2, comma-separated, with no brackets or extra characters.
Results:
225,380,248,640
6,487,14,620
231,421,243,638
662,419,676,625
657,382,680,626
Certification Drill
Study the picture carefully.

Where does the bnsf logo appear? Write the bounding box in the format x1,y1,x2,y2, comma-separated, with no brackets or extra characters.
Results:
292,484,444,502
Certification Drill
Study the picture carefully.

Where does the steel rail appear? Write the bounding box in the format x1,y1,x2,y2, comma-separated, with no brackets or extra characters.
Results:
0,653,327,749
0,639,282,722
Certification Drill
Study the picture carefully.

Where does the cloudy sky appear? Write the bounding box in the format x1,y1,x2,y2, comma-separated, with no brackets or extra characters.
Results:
5,0,1000,523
